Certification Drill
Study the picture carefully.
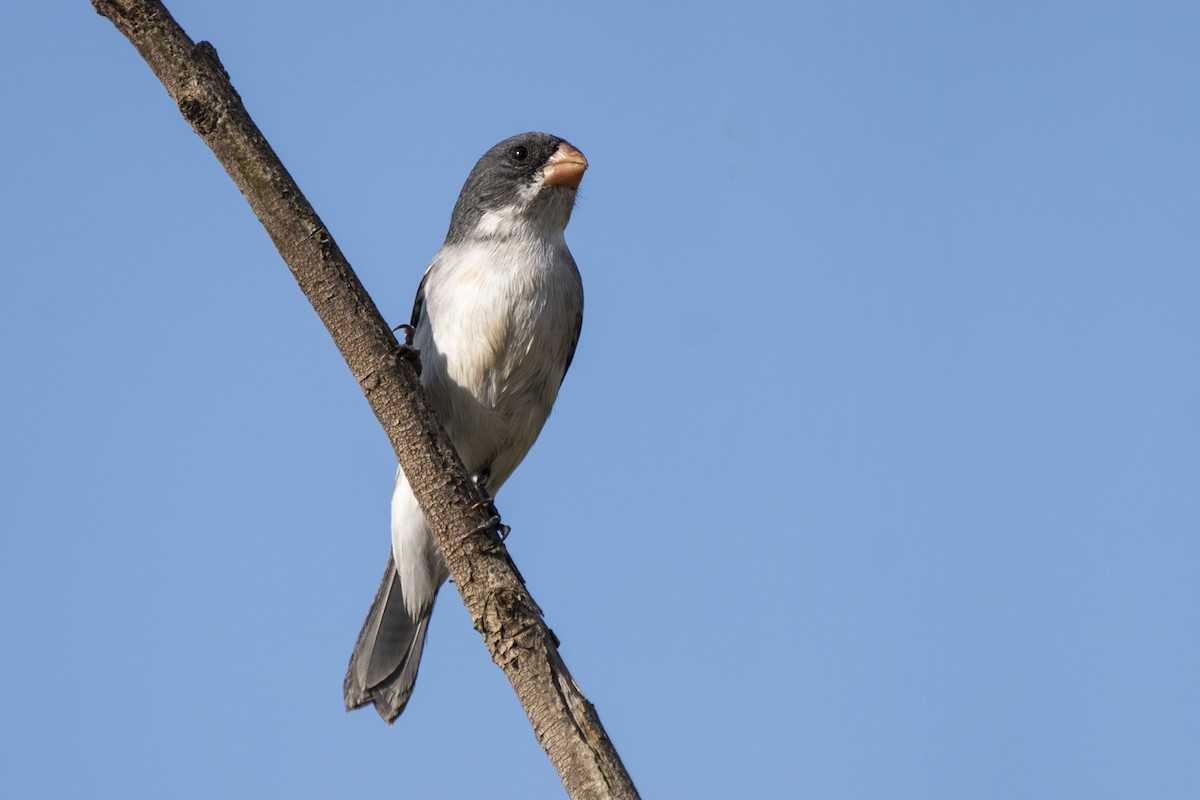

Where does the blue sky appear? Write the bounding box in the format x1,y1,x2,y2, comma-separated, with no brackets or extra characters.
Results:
3,1,1199,797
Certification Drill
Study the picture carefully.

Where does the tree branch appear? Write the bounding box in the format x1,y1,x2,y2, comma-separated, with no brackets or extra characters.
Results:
90,2,638,797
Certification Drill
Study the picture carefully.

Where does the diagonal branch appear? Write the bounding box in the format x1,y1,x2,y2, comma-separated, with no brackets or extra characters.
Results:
90,2,638,798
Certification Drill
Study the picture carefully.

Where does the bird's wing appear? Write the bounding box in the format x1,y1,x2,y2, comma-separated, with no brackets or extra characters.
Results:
560,305,583,388
409,265,432,333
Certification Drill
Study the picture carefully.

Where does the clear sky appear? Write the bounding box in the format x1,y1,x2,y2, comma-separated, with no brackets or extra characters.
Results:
3,1,1199,798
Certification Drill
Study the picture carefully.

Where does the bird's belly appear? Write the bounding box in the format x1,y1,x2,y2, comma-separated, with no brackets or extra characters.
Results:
418,299,567,490
430,348,559,490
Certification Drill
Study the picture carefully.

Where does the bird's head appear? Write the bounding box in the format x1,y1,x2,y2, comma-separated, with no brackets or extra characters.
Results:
446,132,588,243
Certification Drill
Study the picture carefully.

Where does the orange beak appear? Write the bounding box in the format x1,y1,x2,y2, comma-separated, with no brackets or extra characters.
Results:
542,142,588,188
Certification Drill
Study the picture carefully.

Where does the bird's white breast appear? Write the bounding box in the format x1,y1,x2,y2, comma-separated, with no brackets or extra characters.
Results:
414,229,582,490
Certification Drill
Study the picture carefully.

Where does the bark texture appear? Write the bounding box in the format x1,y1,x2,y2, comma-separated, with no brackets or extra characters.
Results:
90,2,638,798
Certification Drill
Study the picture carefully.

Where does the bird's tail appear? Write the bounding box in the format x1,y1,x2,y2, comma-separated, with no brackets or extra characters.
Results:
344,553,433,723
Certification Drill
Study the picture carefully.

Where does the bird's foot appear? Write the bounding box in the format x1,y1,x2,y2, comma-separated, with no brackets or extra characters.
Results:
392,322,416,345
468,469,508,539
387,346,421,377
466,513,509,542
388,324,421,371
469,499,510,541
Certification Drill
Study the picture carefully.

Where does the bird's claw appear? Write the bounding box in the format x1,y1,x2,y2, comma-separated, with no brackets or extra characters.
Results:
392,322,416,345
466,514,509,543
469,494,509,541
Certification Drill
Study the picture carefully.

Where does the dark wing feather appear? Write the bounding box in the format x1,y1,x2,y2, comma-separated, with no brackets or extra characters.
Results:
409,270,429,333
559,306,583,388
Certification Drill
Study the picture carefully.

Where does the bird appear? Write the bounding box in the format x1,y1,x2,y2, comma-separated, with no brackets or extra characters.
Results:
344,132,588,723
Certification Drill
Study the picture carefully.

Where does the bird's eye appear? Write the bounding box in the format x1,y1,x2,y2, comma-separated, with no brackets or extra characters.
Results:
510,145,528,161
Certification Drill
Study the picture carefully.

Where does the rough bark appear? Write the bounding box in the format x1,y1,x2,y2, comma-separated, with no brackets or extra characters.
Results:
90,2,639,798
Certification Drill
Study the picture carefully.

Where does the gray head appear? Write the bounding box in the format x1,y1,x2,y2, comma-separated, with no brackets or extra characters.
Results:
445,132,588,244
